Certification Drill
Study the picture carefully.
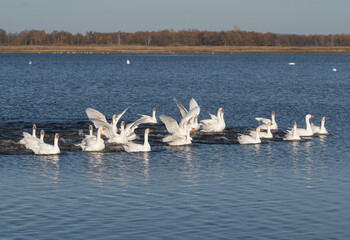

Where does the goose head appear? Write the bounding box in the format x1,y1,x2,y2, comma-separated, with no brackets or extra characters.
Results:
306,114,314,119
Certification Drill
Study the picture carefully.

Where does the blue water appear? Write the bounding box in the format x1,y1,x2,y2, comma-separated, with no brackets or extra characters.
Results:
1,53,350,239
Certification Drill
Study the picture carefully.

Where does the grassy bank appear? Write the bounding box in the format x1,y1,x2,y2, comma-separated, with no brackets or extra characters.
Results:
2,45,350,53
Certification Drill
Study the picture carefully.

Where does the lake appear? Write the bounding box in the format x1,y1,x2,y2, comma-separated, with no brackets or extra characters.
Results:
1,52,350,239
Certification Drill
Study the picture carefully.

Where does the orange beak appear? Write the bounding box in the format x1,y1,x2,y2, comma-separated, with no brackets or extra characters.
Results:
153,108,156,111
148,129,152,133
270,122,273,125
324,117,327,120
310,115,315,118
221,108,224,112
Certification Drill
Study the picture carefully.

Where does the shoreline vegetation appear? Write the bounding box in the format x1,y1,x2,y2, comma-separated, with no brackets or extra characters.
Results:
2,45,350,53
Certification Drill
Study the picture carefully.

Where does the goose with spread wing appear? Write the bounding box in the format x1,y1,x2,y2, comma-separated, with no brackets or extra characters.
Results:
86,105,131,142
160,106,200,145
174,97,201,132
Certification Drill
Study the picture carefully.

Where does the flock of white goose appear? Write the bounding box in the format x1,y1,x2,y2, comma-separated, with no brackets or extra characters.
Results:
18,98,328,155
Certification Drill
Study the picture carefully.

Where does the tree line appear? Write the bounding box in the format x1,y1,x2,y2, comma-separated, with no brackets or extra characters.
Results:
1,28,350,47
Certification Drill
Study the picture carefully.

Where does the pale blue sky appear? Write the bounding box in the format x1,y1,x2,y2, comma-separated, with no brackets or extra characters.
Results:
1,0,349,35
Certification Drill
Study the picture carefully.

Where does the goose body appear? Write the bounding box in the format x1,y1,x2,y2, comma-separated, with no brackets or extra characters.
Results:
311,117,328,135
19,124,37,145
163,123,193,146
256,111,278,130
160,105,200,136
238,127,262,144
250,122,273,139
123,129,152,152
76,127,105,152
86,106,131,141
30,133,60,155
296,114,314,137
200,108,225,132
284,122,301,141
174,98,200,131
108,121,128,144
138,108,158,124
24,130,45,150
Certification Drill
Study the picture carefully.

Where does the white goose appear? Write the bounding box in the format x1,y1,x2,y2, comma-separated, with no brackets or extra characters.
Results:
238,127,262,144
30,133,60,155
200,107,225,132
160,106,200,139
311,116,328,135
108,121,128,144
19,124,37,145
174,97,201,131
138,108,158,124
283,122,301,141
86,106,131,141
296,114,314,137
123,129,152,152
249,122,273,139
163,122,194,146
24,130,45,150
76,127,105,152
256,111,278,131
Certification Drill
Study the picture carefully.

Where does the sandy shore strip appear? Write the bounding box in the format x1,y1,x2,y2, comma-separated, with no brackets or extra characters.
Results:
2,45,350,53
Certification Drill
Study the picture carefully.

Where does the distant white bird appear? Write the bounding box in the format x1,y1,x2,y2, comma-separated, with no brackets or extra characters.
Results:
311,116,328,135
30,133,60,155
138,107,158,124
283,122,301,141
238,127,262,144
29,61,32,65
296,114,314,137
256,111,278,131
123,128,152,152
126,60,130,64
289,62,295,65
200,107,225,132
76,127,105,152
332,68,337,72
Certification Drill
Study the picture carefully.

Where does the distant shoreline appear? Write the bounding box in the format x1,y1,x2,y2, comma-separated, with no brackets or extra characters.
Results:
1,45,350,53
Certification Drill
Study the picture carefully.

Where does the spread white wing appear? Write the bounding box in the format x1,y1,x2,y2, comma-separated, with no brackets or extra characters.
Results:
159,114,180,134
173,98,188,117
